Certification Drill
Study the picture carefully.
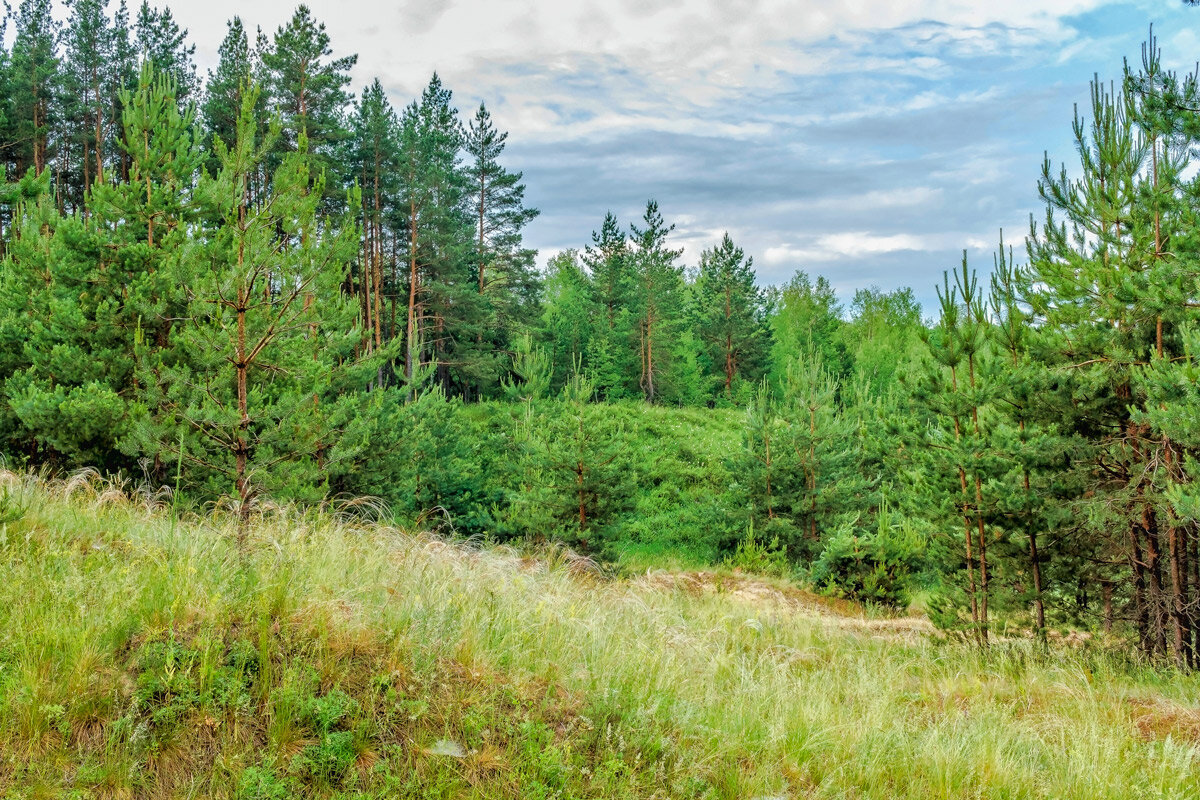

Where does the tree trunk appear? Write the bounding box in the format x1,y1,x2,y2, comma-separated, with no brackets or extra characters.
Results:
405,199,419,386
975,474,989,644
959,464,980,639
1145,504,1168,656
1024,466,1046,637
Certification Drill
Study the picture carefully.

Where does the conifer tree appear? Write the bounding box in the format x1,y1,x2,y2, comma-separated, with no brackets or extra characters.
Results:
61,0,114,203
106,1,138,181
778,358,872,558
1123,34,1200,665
350,79,400,356
396,74,478,392
0,176,106,463
628,200,684,404
1025,60,1187,660
0,15,17,246
259,4,355,192
202,17,261,173
582,211,636,399
360,382,490,531
738,378,802,550
692,232,769,399
464,104,539,297
520,372,632,548
133,84,372,542
0,65,200,471
134,2,197,103
464,102,540,394
540,250,593,390
8,0,59,176
914,263,996,643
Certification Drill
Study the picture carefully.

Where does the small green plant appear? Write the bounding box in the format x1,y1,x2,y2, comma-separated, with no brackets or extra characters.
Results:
812,496,926,607
291,730,358,785
236,762,292,800
304,688,358,732
725,523,789,577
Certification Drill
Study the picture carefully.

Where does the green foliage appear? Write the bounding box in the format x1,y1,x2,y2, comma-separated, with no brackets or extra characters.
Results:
812,496,926,607
3,12,1200,672
258,4,355,174
363,385,497,533
692,233,771,401
236,763,292,800
514,374,635,548
131,79,381,525
768,271,848,387
502,333,553,402
725,525,789,577
202,17,261,172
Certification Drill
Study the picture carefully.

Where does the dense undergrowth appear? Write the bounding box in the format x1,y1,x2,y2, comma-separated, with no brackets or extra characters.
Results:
0,470,1198,799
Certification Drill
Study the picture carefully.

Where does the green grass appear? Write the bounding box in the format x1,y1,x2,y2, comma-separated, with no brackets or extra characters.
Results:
0,469,1198,798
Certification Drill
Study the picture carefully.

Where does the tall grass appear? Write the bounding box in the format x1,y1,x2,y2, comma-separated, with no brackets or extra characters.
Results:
0,469,1197,798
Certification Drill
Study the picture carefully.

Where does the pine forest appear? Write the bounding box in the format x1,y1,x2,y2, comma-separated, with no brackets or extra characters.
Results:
1,3,1200,798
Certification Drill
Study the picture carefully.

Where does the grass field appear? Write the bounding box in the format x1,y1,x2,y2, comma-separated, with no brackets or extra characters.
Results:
1,469,1198,799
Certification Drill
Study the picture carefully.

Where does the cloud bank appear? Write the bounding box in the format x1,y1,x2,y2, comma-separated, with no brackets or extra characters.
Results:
169,0,1192,308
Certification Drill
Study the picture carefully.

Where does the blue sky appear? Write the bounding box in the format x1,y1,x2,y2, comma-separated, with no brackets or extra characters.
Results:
174,0,1200,310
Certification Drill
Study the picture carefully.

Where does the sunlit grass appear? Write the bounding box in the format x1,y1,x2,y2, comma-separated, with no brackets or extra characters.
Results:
0,468,1196,798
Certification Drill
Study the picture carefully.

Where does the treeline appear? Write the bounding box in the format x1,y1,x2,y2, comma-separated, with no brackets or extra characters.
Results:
0,1,777,408
2,3,1200,668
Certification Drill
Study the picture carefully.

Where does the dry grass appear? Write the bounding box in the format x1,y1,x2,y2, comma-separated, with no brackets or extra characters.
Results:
0,469,1197,798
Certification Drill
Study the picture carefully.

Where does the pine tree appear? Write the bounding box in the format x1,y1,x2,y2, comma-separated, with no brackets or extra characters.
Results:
1124,34,1200,665
582,211,636,399
692,232,770,400
0,14,17,247
134,2,197,103
349,79,400,357
0,65,200,471
779,358,873,560
913,262,997,643
201,17,261,173
539,250,593,391
463,101,540,393
628,200,684,404
742,380,781,526
0,176,108,464
395,74,478,393
520,372,632,549
258,4,356,194
132,83,372,542
1024,56,1194,660
60,0,114,204
7,0,59,176
106,1,138,181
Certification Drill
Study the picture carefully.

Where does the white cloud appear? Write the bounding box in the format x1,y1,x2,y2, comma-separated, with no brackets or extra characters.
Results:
762,230,989,266
174,0,1110,130
158,0,1168,309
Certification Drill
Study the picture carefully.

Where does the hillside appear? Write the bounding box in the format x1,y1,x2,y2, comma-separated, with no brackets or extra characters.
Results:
1,470,1198,799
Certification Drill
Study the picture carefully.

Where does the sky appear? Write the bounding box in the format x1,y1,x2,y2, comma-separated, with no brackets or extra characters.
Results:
166,0,1199,310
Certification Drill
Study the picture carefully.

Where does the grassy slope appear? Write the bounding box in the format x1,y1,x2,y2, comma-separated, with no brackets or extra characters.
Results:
1,471,1198,799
